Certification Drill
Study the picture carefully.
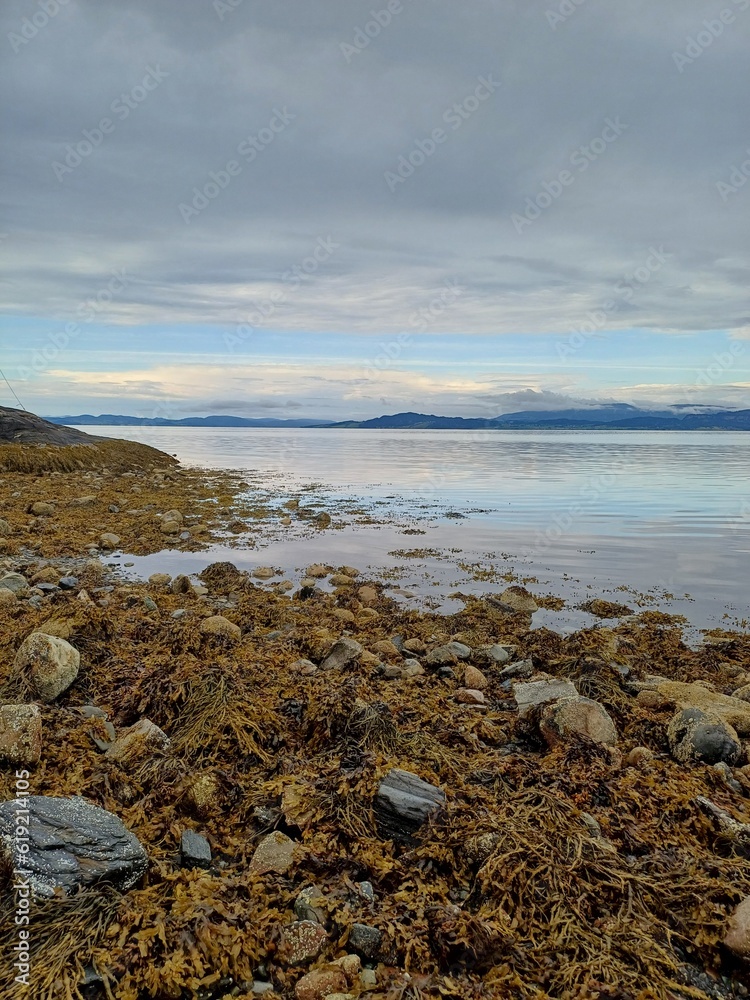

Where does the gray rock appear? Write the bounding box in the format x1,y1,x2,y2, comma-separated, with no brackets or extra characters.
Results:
58,576,78,590
348,922,383,959
539,696,618,748
445,641,472,660
356,880,375,903
513,676,577,715
294,885,327,924
35,583,59,593
475,643,513,665
0,572,29,596
0,796,147,898
180,830,212,869
319,637,363,671
667,708,741,766
498,658,534,680
375,768,445,841
425,645,457,667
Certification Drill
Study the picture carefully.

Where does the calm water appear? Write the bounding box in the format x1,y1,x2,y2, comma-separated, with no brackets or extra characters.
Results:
80,427,750,630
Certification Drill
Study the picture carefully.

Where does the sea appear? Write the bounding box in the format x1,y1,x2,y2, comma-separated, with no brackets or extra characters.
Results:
78,427,750,634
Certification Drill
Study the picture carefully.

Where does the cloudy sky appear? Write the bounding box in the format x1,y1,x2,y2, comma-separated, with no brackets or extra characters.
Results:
1,0,749,419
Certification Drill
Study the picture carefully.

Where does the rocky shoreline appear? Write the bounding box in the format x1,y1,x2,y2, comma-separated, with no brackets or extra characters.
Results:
1,440,750,999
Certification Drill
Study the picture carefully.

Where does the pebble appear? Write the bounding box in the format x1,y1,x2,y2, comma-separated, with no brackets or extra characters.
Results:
280,920,328,965
306,564,329,578
0,572,30,596
475,643,513,665
171,609,187,619
455,688,486,705
425,646,458,667
99,533,120,549
347,923,383,959
171,574,192,594
446,641,472,660
357,585,378,604
0,517,11,535
463,665,488,690
626,746,654,768
149,573,172,586
294,885,327,924
724,895,750,957
30,501,55,516
180,830,212,869
496,585,538,613
295,968,347,1000
329,573,355,587
105,718,170,768
253,567,276,579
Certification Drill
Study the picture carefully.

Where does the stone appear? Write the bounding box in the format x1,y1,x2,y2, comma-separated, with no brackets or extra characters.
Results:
0,588,16,605
382,665,403,680
186,773,220,818
464,665,488,690
160,520,181,535
0,517,11,535
32,566,60,584
295,968,347,1000
14,632,80,702
455,688,486,705
161,509,184,524
667,708,741,766
513,676,577,715
280,920,328,965
253,567,276,579
347,922,383,959
180,830,212,869
294,885,327,924
0,795,147,898
732,683,750,704
636,690,673,711
339,565,360,577
69,496,97,507
373,639,401,659
425,646,457,667
320,638,363,671
171,574,192,594
292,658,318,676
655,680,750,736
30,501,55,516
99,532,120,549
375,768,445,841
403,638,426,654
306,564,329,578
105,718,170,768
403,660,424,677
149,573,172,586
446,641,472,660
357,586,378,604
329,573,355,587
200,615,241,640
464,831,500,865
250,831,296,874
0,704,42,766
498,659,534,680
626,746,654,768
0,572,29,596
333,609,356,624
58,576,78,590
540,697,618,748
475,643,512,665
724,895,750,958
497,586,538,613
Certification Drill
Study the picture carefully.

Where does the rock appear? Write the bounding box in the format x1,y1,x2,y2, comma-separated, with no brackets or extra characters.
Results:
105,718,170,768
498,659,534,680
160,520,181,535
0,704,42,766
655,680,750,736
463,665,488,690
149,573,172,587
356,880,375,902
30,501,55,516
292,658,318,676
382,665,403,680
32,566,60,584
475,643,513,665
0,517,11,535
333,609,356,624
250,831,296,874
161,508,183,524
295,968,347,1000
58,575,78,590
0,588,16,605
732,683,750,704
14,632,80,702
403,638,426,655
375,768,445,841
180,830,212,869
626,746,654,768
171,574,192,594
513,676,577,715
0,572,29,596
294,885,327,924
455,688,486,705
253,567,276,580
446,641,472,660
280,920,328,965
496,586,538,613
724,895,750,958
357,586,378,604
99,533,120,549
373,639,401,659
425,645,457,667
306,564,329,578
69,495,97,507
320,638,363,671
667,708,741,766
200,615,241,641
464,831,500,865
403,660,424,677
347,923,383,959
185,773,220,818
329,573,355,587
0,796,147,898
636,690,673,711
191,583,208,596
540,697,618,748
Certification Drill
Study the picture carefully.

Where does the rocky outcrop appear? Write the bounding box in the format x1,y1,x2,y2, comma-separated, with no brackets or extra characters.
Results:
0,406,98,446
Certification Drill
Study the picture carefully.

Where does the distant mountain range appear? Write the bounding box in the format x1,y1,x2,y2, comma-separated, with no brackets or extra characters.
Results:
48,407,750,431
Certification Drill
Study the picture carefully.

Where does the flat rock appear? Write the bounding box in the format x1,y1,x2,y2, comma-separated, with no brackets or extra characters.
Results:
149,574,172,587
320,638,362,671
656,681,750,736
513,676,577,715
539,696,618,748
375,768,445,841
14,632,80,702
199,615,241,641
455,687,486,705
0,795,147,897
250,831,296,874
0,704,42,766
30,501,55,516
474,643,513,665
667,708,741,766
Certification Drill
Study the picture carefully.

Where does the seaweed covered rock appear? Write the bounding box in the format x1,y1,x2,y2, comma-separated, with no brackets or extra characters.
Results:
495,585,538,613
105,718,170,768
375,768,445,841
295,967,348,1000
0,704,42,766
14,631,80,701
319,637,362,671
667,707,741,766
0,795,147,897
199,615,241,640
539,696,618,748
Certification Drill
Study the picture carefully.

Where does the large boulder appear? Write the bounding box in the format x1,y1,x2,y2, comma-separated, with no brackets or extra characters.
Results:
667,708,741,766
0,796,147,897
14,632,80,702
656,681,750,737
539,696,618,748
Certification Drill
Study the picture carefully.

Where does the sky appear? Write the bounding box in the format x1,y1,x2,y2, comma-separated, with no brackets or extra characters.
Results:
1,0,749,420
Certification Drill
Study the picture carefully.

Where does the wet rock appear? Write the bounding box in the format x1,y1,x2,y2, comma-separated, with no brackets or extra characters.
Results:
373,639,401,659
0,795,147,897
185,773,220,818
356,880,375,903
540,696,618,748
667,708,741,766
14,631,80,702
280,920,328,965
446,641,472,660
180,830,212,869
463,665,488,690
732,683,750,704
99,533,120,549
724,895,750,958
30,501,55,516
655,681,750,736
403,638,426,655
295,968,347,1000
250,831,296,874
0,572,29,596
626,746,654,768
464,831,500,865
0,704,42,766
199,615,241,641
105,718,170,768
375,768,445,841
513,676,577,715
320,637,363,671
306,564,329,578
455,688,486,705
253,567,276,580
498,658,534,680
347,922,383,959
329,573,355,587
495,586,538,613
32,566,60,584
637,690,673,711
